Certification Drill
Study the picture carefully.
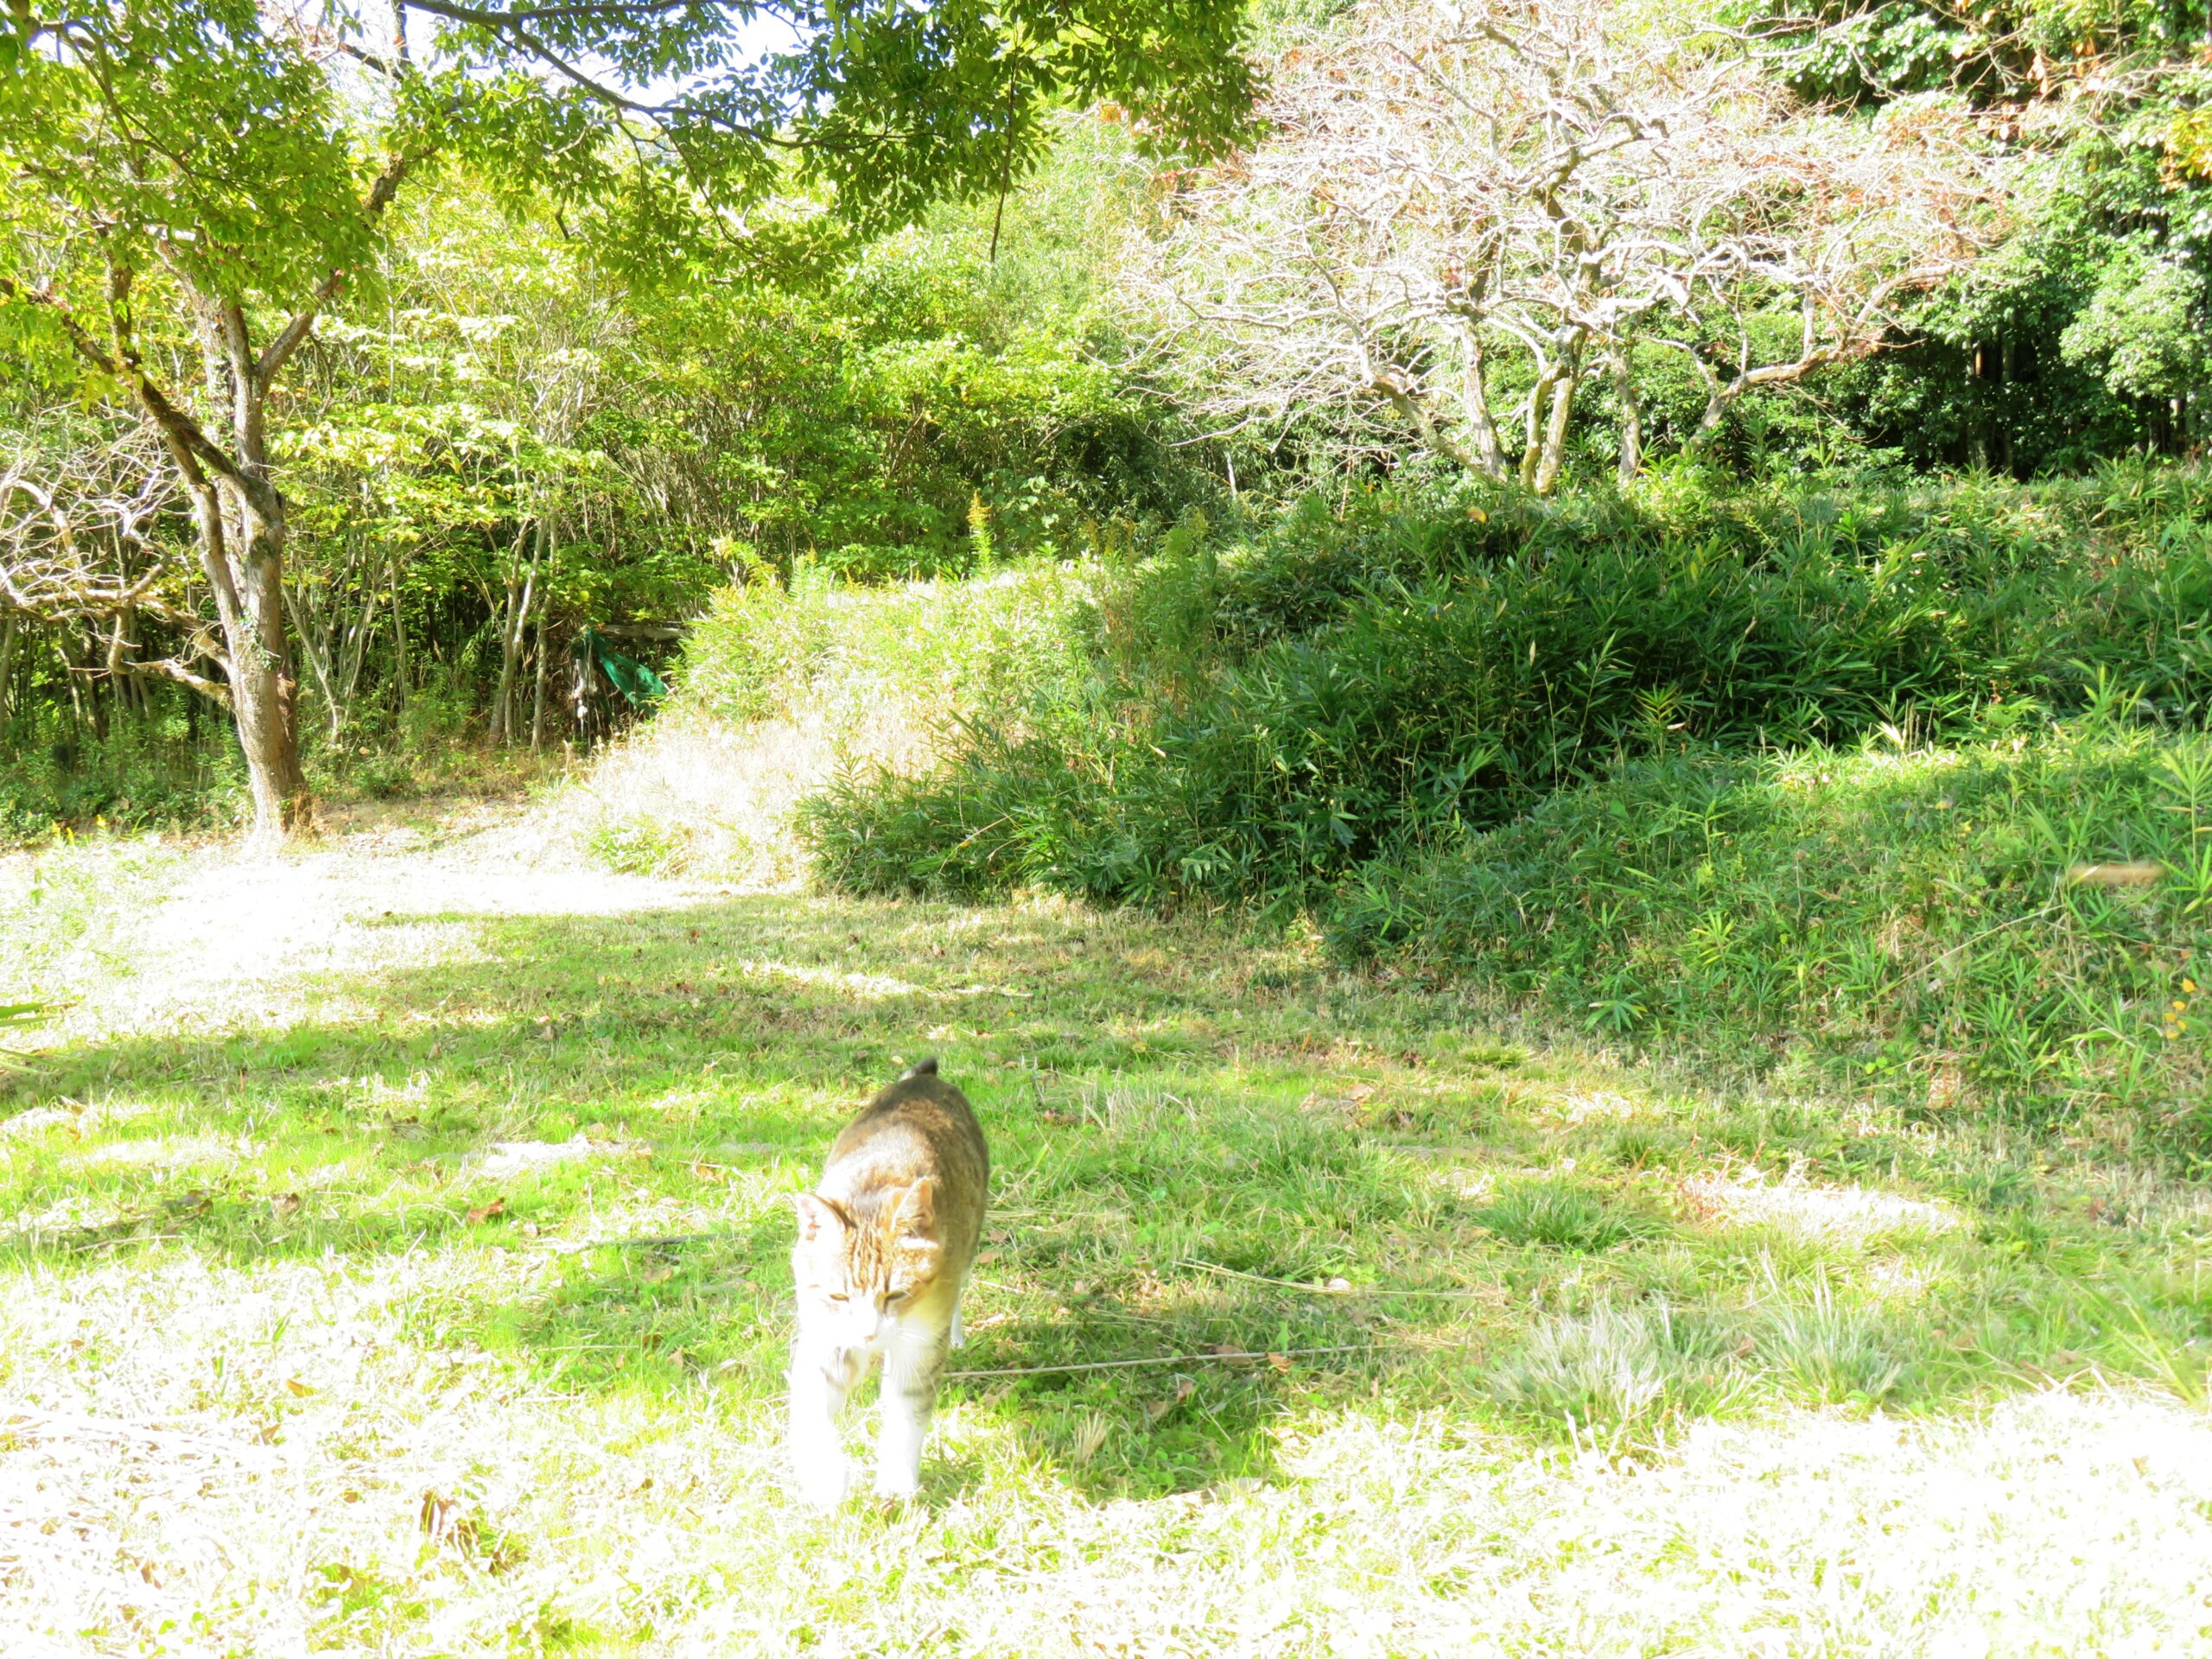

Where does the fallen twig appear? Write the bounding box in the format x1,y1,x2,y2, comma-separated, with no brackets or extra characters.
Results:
1179,1258,1499,1300
3,1409,285,1466
944,1343,1374,1382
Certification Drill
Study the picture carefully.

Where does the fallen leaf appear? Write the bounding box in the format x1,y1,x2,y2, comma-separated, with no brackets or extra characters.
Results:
1266,1352,1292,1374
464,1198,506,1226
2066,861,2164,888
283,1376,315,1397
270,1192,303,1217
1144,1374,1196,1423
418,1490,478,1551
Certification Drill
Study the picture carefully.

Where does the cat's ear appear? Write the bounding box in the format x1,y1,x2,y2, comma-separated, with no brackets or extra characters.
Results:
791,1192,850,1244
892,1177,937,1242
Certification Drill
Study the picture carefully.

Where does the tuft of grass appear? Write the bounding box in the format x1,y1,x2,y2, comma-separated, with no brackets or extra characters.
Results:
1478,1176,1650,1251
585,813,694,877
1487,1303,1745,1446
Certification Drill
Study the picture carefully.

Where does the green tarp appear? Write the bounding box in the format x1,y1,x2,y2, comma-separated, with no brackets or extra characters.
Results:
575,627,669,707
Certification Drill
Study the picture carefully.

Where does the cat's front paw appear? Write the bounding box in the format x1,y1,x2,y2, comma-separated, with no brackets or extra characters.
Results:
872,1464,921,1503
792,1453,851,1511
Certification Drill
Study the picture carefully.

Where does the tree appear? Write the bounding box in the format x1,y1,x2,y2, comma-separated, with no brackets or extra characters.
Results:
0,416,223,704
1760,0,2212,471
1134,0,2000,493
0,0,1255,837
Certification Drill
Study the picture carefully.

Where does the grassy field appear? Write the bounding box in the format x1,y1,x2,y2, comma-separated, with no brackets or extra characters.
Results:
3,798,2211,1656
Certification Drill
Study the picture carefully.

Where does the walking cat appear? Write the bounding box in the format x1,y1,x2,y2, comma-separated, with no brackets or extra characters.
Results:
787,1058,989,1506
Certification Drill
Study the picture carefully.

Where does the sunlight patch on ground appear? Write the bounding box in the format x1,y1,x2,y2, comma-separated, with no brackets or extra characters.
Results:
14,1231,2204,1659
1681,1161,1961,1245
66,1134,257,1173
3,826,716,1050
731,957,931,1000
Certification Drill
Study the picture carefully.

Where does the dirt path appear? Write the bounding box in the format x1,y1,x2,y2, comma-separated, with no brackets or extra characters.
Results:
2,798,716,1046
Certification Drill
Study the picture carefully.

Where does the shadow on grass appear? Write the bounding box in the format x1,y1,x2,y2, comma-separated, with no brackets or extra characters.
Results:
6,886,2209,1486
0,889,1454,1495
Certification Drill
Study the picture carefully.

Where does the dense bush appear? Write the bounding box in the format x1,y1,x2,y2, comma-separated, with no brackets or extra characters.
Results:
0,724,246,845
1334,714,2212,1153
676,562,1095,732
804,470,2212,906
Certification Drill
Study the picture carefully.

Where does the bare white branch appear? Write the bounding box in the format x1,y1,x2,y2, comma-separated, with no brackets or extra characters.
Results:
1124,0,2009,491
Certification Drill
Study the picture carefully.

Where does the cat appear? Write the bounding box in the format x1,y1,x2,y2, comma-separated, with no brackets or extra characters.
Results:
787,1058,989,1507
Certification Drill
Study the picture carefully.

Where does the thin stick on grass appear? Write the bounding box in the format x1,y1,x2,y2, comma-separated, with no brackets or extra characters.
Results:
1179,1258,1500,1300
943,1343,1375,1382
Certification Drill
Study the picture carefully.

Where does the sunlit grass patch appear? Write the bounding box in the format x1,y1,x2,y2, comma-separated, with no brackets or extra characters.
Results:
3,824,2211,1653
1681,1163,1961,1247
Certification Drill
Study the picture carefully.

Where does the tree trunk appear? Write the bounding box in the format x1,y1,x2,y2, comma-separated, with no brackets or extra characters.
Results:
1453,328,1508,480
1610,342,1643,488
135,308,317,842
1530,366,1580,497
529,541,555,753
0,612,16,723
216,499,312,839
287,581,345,743
389,549,410,718
489,514,543,746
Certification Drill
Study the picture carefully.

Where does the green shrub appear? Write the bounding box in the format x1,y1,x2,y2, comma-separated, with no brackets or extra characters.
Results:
676,562,1095,734
804,473,2212,906
0,727,247,846
586,815,695,876
1332,715,2212,1151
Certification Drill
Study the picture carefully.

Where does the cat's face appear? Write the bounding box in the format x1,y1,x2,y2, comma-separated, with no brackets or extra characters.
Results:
791,1180,944,1348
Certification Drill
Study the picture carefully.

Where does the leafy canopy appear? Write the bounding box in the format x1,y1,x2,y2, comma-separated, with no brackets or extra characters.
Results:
0,0,1256,336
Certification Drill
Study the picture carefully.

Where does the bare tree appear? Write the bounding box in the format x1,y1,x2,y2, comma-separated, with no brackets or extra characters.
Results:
1132,0,2005,492
0,423,232,707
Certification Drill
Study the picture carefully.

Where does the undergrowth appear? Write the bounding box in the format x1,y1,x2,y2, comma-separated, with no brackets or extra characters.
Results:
1334,710,2212,1154
803,468,2212,906
732,467,2212,1152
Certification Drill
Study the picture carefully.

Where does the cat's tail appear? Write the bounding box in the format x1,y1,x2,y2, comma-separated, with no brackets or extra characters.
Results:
901,1057,939,1080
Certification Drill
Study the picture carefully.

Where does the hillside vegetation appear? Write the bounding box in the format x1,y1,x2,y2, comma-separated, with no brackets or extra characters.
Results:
579,468,2212,1158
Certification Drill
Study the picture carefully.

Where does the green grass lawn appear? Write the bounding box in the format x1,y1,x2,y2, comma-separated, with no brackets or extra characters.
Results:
3,813,2210,1656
